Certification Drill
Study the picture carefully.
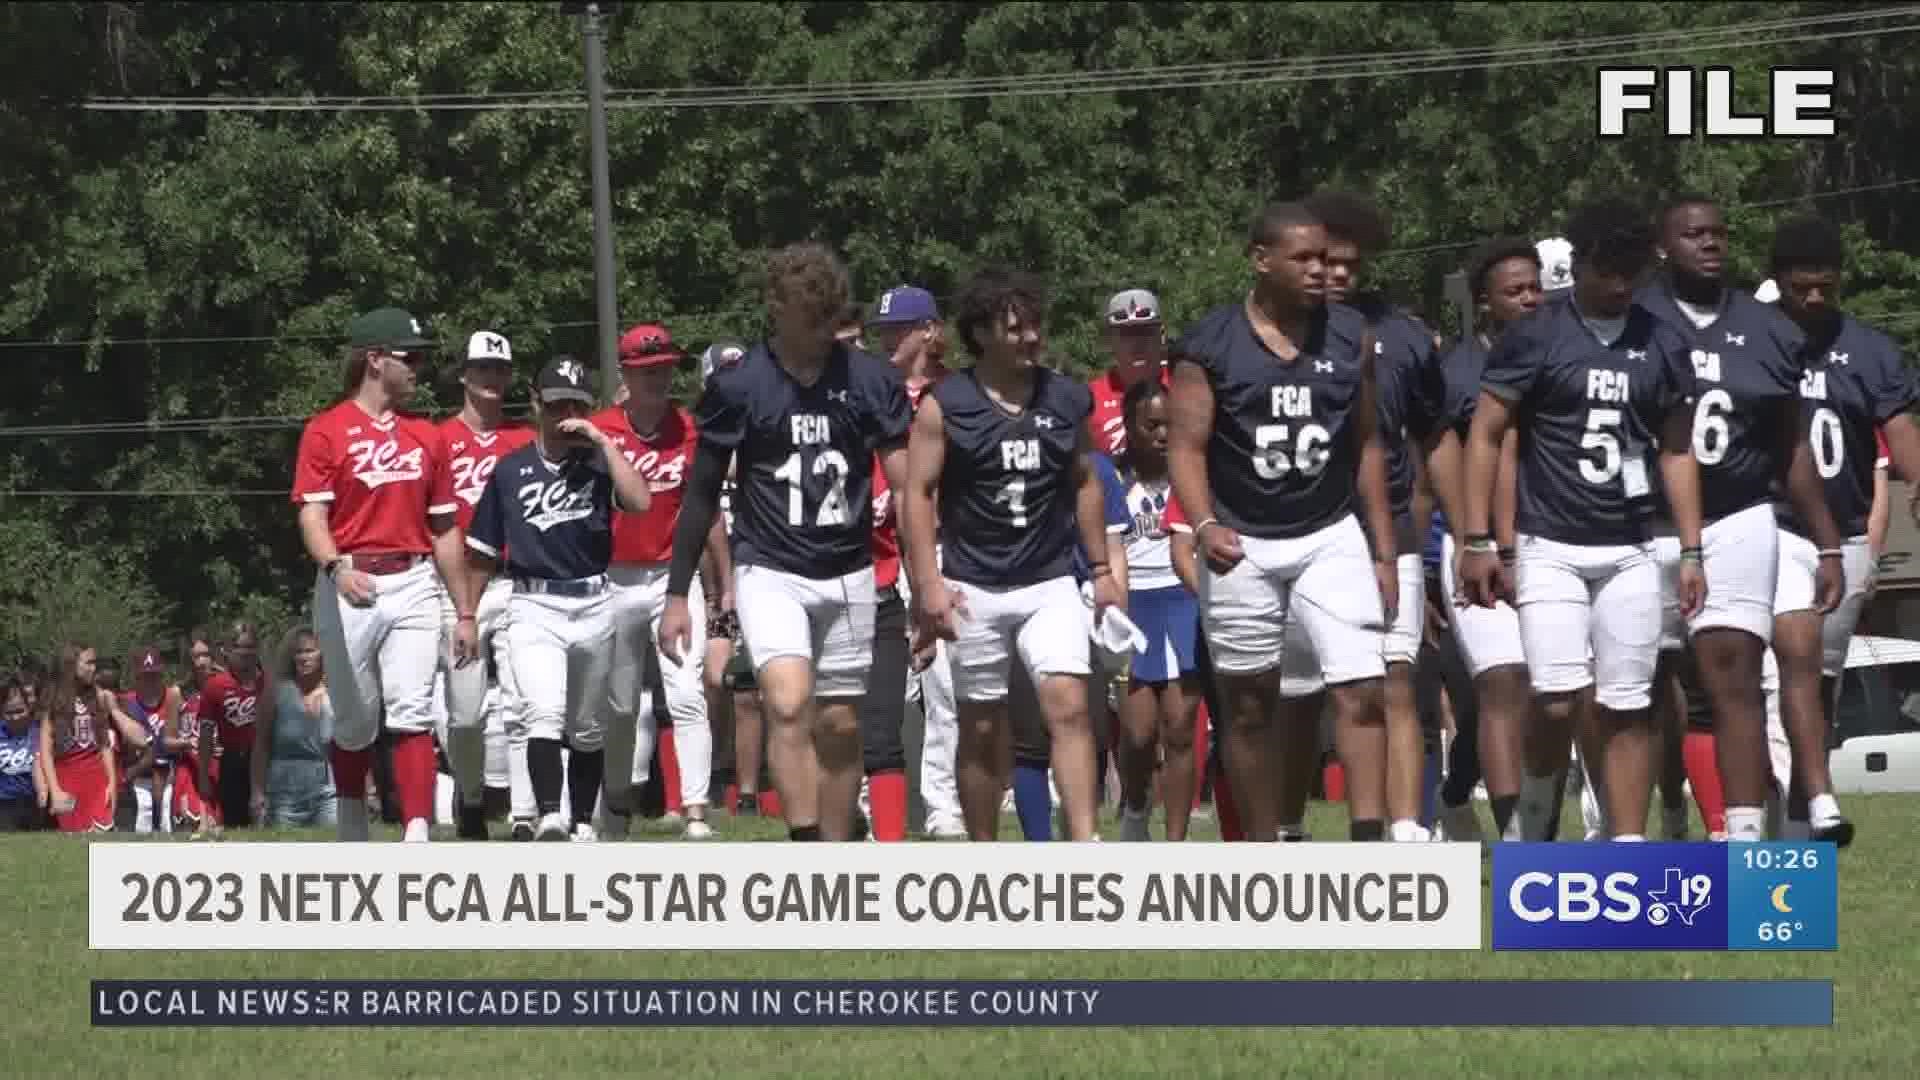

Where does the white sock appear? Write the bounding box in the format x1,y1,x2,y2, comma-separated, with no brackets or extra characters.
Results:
1724,806,1765,842
1612,833,1646,843
1781,818,1813,840
1518,772,1560,840
1389,819,1424,842
1808,792,1843,826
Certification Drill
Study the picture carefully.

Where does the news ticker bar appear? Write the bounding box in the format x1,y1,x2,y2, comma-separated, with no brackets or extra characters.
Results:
90,979,1834,1028
89,842,1837,952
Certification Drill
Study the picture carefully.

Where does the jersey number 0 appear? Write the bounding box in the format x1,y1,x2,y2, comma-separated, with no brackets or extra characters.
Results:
773,449,852,527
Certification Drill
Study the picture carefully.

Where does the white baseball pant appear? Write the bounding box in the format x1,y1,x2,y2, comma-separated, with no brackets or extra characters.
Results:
438,576,522,813
1198,514,1388,685
1655,502,1781,650
311,559,444,751
733,564,877,698
508,586,615,752
603,565,713,810
1511,534,1663,711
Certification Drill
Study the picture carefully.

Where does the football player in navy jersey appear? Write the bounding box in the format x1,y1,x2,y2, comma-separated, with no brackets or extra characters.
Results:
1766,215,1920,845
1635,195,1847,844
1459,199,1706,843
462,356,653,841
660,244,913,842
1307,189,1453,843
1429,236,1544,843
1168,201,1398,843
902,267,1121,842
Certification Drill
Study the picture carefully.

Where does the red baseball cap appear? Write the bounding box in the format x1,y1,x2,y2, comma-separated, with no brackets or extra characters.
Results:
618,324,685,369
136,647,164,674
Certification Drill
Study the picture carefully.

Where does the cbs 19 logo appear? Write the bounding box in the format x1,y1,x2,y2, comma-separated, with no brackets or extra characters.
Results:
1507,869,1713,926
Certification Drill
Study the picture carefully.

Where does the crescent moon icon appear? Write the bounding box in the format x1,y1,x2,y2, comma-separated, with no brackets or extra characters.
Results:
1771,884,1794,914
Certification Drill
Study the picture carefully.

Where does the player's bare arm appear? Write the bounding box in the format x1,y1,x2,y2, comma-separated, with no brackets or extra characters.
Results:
1494,427,1520,554
661,438,732,662
1869,446,1891,562
1166,357,1235,572
901,395,952,637
1774,398,1847,613
1352,332,1398,622
1459,389,1514,607
564,417,654,515
878,439,912,585
102,689,147,749
1073,429,1123,617
1657,403,1708,618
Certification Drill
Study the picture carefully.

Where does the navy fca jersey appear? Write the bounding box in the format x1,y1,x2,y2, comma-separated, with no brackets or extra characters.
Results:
695,342,912,579
1173,301,1372,540
1362,302,1448,539
1439,336,1491,440
1780,315,1919,538
1638,280,1807,522
1481,294,1695,546
467,443,620,580
934,367,1093,588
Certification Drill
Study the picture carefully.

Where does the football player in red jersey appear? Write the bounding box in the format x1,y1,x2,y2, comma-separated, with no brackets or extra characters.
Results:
1088,288,1171,457
431,330,536,839
595,323,730,841
861,287,952,838
294,307,478,842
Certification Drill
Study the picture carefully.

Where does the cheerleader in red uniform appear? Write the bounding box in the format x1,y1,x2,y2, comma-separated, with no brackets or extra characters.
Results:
39,643,145,832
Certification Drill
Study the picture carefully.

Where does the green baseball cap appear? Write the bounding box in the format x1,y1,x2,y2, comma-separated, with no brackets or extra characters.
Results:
347,307,433,350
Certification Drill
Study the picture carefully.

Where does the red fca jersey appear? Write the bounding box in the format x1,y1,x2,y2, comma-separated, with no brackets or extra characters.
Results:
868,366,950,590
594,404,697,566
292,400,440,555
1087,367,1171,457
431,415,536,531
197,670,264,755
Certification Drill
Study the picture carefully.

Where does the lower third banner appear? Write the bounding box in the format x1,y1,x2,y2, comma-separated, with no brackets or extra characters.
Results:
90,980,1834,1028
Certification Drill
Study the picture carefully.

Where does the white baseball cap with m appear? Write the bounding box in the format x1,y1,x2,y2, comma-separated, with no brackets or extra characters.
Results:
466,330,512,364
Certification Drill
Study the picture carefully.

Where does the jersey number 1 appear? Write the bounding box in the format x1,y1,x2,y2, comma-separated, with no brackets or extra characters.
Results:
773,450,852,527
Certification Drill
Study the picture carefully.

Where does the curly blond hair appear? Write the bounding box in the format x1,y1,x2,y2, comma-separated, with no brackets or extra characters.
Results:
765,243,852,328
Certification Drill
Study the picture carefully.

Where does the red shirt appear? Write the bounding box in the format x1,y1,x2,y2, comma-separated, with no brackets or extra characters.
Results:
197,670,264,754
868,366,950,590
594,404,698,566
292,400,440,555
431,414,535,531
1878,428,1892,471
1088,366,1170,457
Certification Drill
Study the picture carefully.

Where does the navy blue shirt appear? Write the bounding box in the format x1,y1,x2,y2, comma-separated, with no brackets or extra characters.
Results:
1072,451,1132,584
1637,279,1807,522
1779,314,1918,538
467,443,620,580
1439,336,1491,440
1482,294,1695,546
0,721,35,803
934,367,1094,589
695,342,912,580
1361,301,1447,550
1174,301,1372,540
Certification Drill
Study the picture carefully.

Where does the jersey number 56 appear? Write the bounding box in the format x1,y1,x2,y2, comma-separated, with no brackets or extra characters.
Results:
1252,423,1332,480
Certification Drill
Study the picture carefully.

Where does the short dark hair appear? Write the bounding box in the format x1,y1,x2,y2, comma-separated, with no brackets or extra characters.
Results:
1121,376,1167,434
1304,189,1392,256
1658,191,1720,231
1770,214,1846,277
952,267,1047,357
1564,198,1656,278
1246,201,1321,252
765,243,853,326
1466,236,1542,300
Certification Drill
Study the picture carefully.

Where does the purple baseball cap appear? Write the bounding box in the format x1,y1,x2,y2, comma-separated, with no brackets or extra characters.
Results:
867,285,940,327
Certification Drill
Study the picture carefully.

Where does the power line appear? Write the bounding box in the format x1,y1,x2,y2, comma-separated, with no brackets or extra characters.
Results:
0,489,288,498
81,9,1920,112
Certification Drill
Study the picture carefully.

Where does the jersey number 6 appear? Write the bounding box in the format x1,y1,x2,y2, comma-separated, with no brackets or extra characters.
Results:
773,449,852,527
1252,423,1332,480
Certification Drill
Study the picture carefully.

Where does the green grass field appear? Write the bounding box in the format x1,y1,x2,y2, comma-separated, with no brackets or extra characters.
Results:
5,796,1914,1079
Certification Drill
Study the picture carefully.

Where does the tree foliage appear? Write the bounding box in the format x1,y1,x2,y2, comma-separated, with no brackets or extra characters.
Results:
2,1,1917,656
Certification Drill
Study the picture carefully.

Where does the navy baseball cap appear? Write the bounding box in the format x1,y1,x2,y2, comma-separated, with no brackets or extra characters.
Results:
867,286,939,327
537,355,595,406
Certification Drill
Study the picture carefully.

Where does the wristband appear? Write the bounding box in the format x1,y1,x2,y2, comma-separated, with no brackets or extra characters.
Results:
1464,532,1494,545
1463,537,1498,555
1817,548,1843,560
1679,546,1704,564
323,557,344,579
1089,563,1113,579
1193,517,1219,541
1499,547,1517,565
457,613,477,623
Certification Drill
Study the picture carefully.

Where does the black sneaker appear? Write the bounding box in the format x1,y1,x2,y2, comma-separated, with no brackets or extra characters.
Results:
735,792,760,817
457,804,490,841
510,819,536,841
852,813,870,842
1813,817,1855,848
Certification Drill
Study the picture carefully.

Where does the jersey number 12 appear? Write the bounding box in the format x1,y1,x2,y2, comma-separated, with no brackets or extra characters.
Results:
773,450,852,527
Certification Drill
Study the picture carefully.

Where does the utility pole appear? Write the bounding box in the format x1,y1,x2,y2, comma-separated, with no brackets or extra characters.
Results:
566,1,622,403
1443,269,1474,345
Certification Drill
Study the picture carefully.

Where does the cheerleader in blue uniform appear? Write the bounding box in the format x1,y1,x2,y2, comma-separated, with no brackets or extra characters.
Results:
1111,379,1202,841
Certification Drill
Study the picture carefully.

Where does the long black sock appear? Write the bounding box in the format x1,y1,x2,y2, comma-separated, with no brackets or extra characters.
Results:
1349,818,1386,842
568,748,604,826
790,824,822,841
1490,794,1519,836
529,738,564,815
